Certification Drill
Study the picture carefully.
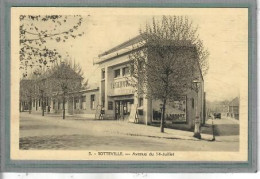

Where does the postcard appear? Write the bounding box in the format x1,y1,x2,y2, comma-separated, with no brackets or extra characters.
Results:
10,7,248,162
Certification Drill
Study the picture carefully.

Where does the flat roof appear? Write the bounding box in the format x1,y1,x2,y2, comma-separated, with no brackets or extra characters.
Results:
98,35,143,58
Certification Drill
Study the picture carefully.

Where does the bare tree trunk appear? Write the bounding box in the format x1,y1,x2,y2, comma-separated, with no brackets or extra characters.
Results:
29,98,31,114
62,94,65,119
41,91,44,116
160,99,166,133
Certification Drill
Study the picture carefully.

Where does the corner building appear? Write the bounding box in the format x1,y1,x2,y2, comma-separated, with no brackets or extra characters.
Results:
95,35,205,130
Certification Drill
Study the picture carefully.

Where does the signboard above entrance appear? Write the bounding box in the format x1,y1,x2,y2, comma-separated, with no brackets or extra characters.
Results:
110,79,135,96
111,80,131,89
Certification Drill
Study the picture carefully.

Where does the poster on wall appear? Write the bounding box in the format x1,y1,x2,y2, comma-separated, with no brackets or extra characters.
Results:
167,96,187,123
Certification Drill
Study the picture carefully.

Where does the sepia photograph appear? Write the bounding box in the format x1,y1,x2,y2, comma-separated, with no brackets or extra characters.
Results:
10,7,248,161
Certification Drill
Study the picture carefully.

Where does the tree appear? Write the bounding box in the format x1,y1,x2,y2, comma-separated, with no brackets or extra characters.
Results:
19,15,85,77
46,59,88,119
129,16,209,133
35,71,54,116
19,79,36,113
19,69,53,116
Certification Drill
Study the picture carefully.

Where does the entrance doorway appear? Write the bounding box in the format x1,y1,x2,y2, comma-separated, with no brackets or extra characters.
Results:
115,99,134,120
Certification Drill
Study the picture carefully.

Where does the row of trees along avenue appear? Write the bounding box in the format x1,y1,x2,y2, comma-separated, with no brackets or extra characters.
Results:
20,60,88,119
129,16,209,133
19,15,87,119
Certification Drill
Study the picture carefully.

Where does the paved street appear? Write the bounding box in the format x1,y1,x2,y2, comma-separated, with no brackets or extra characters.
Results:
212,117,239,136
205,115,239,142
19,113,239,151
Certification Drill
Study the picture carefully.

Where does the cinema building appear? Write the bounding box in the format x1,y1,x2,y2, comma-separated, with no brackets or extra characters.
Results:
94,35,206,130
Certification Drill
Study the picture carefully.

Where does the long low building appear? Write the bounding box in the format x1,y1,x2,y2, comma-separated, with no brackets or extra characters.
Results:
28,87,99,118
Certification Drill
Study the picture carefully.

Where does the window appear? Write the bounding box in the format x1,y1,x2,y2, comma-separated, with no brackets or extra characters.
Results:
101,69,105,79
53,100,55,109
138,109,143,115
114,69,120,78
91,95,95,109
122,67,129,76
80,96,86,109
81,96,86,102
74,98,78,109
139,98,143,107
108,101,113,110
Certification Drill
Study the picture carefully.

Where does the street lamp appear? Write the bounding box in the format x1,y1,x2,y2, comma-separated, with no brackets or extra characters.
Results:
193,79,201,139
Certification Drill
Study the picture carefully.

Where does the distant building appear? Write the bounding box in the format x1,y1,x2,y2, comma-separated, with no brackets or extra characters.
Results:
94,35,205,130
30,86,99,118
20,63,100,118
227,97,239,120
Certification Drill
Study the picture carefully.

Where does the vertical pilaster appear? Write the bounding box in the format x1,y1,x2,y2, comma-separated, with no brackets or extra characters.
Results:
104,66,108,111
143,97,152,125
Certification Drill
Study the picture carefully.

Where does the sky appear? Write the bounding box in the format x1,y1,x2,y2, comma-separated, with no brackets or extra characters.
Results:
18,8,248,102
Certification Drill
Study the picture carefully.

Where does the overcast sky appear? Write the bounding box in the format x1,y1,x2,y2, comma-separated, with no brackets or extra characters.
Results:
19,8,248,102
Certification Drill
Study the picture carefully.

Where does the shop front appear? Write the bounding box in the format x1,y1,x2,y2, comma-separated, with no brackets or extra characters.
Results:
114,98,134,120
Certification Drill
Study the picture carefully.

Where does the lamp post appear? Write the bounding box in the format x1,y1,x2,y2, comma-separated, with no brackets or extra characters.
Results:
193,79,201,139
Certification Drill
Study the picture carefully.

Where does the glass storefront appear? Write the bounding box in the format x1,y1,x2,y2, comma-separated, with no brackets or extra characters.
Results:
115,99,134,120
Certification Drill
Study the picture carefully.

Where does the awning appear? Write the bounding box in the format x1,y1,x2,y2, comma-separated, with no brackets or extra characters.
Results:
108,94,134,101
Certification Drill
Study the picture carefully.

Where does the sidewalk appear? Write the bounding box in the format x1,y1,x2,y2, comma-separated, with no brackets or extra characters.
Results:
106,122,215,142
35,112,95,120
21,113,235,142
205,118,239,142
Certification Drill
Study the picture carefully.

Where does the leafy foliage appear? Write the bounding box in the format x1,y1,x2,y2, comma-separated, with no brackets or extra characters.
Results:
19,59,88,118
19,15,85,77
48,59,88,96
20,79,35,102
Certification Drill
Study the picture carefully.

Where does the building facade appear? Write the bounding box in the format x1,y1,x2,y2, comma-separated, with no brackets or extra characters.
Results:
28,87,99,118
95,35,205,130
227,97,239,120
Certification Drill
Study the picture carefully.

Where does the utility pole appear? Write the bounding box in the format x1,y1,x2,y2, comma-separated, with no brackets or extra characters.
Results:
193,80,201,139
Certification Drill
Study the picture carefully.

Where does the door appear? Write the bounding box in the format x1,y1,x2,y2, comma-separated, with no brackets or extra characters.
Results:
115,100,134,120
115,101,121,120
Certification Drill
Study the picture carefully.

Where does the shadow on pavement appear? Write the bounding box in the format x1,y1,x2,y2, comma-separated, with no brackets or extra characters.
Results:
214,124,240,136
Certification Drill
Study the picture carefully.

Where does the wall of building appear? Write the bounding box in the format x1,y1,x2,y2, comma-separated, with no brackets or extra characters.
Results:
29,89,99,118
99,58,153,124
151,88,199,131
227,106,239,120
31,98,48,114
99,54,137,120
96,43,205,130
